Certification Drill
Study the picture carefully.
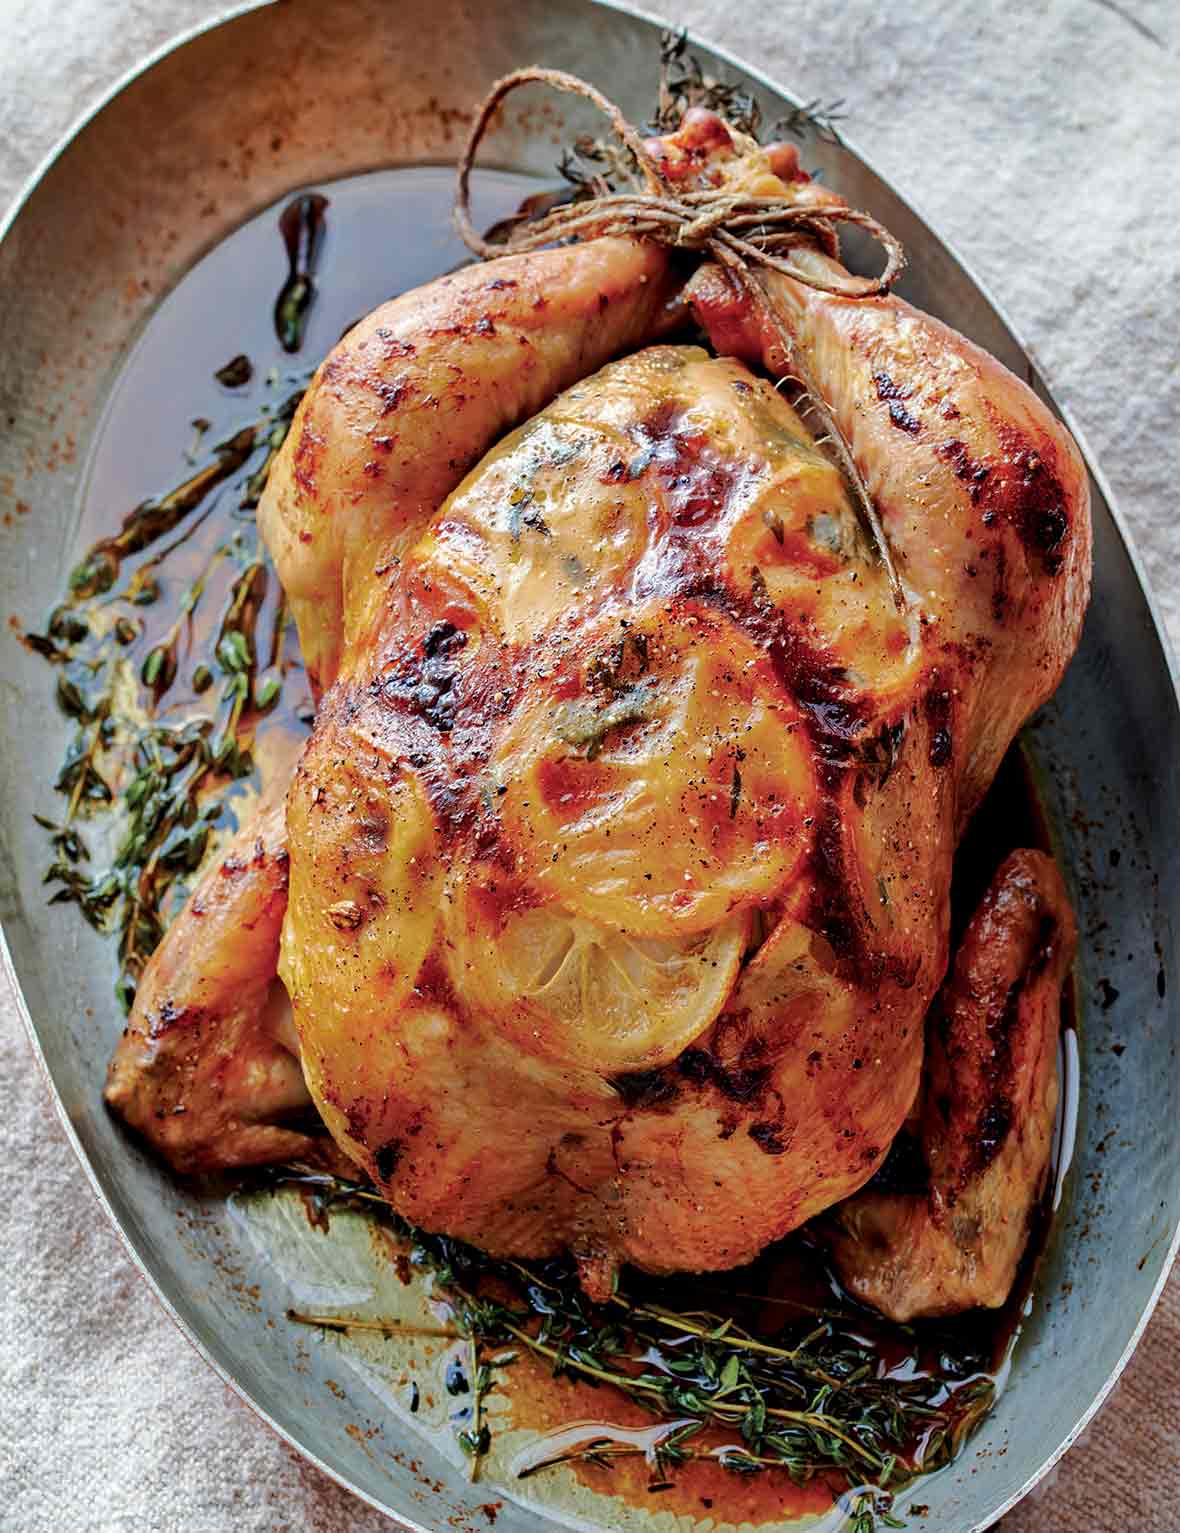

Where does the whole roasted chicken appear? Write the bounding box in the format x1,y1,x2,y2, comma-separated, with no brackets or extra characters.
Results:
106,90,1089,1317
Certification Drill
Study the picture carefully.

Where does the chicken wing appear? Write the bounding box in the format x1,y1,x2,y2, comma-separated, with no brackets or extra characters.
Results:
103,783,319,1173
827,849,1076,1320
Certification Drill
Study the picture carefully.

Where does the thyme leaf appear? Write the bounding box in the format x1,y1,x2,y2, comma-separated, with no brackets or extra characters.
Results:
29,383,306,1009
554,680,655,760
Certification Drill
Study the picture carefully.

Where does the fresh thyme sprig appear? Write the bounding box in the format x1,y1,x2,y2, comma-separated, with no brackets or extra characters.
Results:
275,1170,994,1529
25,384,307,1011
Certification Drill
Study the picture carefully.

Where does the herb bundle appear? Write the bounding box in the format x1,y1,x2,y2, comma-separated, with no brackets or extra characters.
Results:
280,1172,995,1530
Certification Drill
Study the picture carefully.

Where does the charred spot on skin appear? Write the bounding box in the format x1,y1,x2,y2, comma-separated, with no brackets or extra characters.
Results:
748,1120,789,1155
806,807,864,966
148,1000,197,1039
925,684,953,768
935,438,991,505
865,1129,930,1194
971,1098,1014,1176
1008,444,1071,573
609,1069,679,1110
990,544,1010,626
372,376,412,415
382,620,468,732
624,399,750,527
873,370,922,435
374,1140,404,1181
677,1042,770,1104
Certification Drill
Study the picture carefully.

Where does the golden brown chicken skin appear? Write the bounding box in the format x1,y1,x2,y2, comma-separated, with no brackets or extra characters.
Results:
828,849,1076,1320
106,234,682,1174
282,316,1087,1292
103,785,320,1173
260,236,680,695
104,109,1090,1317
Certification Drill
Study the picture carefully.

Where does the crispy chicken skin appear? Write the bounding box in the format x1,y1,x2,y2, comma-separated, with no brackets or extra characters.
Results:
259,237,680,696
283,310,1087,1290
103,785,320,1172
104,111,1089,1313
828,849,1076,1320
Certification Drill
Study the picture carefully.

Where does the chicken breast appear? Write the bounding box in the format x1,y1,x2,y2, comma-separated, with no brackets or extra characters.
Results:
282,317,1088,1290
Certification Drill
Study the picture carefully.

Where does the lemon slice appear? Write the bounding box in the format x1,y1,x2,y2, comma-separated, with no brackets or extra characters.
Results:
446,877,748,1072
493,606,816,938
419,416,652,648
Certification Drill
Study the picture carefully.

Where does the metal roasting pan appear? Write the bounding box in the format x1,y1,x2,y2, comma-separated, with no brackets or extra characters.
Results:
1,1,1177,1528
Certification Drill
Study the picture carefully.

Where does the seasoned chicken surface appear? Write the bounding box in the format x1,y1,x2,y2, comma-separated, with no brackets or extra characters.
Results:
281,269,1087,1289
107,234,679,1171
259,236,679,695
105,107,1090,1312
103,784,318,1172
828,849,1076,1320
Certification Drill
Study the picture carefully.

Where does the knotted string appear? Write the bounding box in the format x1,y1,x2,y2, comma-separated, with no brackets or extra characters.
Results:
454,67,906,299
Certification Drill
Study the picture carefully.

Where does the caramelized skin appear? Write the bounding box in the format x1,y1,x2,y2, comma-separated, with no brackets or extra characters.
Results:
104,109,1090,1312
106,236,679,1174
284,318,1086,1289
686,260,1091,830
103,788,320,1172
828,850,1076,1320
259,237,679,695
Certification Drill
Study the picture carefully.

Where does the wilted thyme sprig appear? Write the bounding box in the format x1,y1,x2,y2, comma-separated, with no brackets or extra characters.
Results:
775,97,847,148
26,383,307,1011
277,1171,994,1529
554,29,848,201
650,27,763,137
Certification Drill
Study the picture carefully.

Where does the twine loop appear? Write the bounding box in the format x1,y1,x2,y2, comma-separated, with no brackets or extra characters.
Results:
455,67,906,298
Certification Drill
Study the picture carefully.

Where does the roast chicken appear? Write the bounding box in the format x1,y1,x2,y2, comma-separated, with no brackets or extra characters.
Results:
105,105,1090,1315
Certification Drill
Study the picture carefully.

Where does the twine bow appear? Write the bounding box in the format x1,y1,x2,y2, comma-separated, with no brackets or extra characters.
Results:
455,67,906,299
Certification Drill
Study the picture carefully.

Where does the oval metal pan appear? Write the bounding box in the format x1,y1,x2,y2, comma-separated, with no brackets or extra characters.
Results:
1,1,1177,1528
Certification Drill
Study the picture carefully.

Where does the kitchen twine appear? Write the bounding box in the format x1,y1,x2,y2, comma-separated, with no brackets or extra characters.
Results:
453,67,907,298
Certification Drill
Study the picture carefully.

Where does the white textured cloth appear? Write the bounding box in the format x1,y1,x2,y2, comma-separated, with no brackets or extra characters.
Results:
1,2,1177,1529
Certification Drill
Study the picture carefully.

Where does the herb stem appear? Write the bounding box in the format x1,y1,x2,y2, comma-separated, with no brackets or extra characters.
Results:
287,1309,461,1341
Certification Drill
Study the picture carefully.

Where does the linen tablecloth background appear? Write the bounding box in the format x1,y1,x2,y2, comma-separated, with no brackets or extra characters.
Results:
1,1,1177,1527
